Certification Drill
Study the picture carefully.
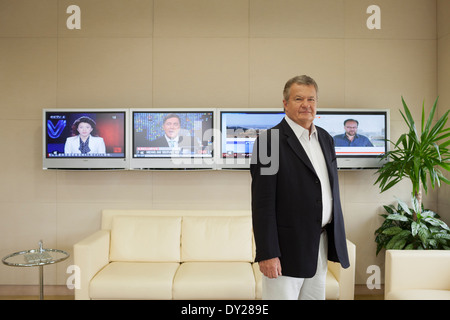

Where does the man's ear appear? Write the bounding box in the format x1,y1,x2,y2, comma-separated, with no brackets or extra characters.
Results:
282,100,287,112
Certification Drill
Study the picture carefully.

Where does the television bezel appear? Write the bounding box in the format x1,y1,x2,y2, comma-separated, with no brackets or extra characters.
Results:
42,108,130,170
129,108,216,170
216,108,286,170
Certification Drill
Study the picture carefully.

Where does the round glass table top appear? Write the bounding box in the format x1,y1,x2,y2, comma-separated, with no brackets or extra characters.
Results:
2,248,69,267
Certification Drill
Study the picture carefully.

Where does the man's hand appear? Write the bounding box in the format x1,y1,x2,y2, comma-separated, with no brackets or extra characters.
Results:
259,257,282,279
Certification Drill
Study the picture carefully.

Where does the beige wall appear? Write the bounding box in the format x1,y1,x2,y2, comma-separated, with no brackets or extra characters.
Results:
0,0,445,288
437,0,450,224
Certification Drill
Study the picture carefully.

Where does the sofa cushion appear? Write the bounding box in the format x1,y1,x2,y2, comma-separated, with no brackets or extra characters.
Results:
89,262,180,299
173,262,256,299
181,216,253,262
110,216,181,262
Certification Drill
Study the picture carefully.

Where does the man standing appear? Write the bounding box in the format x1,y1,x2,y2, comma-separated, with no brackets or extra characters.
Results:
250,75,349,300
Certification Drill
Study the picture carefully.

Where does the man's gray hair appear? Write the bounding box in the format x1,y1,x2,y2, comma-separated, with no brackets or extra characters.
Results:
283,75,319,101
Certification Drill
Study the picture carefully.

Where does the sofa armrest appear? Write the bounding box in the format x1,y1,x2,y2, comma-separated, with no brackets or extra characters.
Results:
73,230,110,300
328,239,356,300
385,249,450,299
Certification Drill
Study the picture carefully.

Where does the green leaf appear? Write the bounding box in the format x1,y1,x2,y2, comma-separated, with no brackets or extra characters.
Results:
422,97,438,139
424,217,450,231
382,226,403,235
396,229,412,239
411,221,419,236
382,205,396,215
420,210,436,218
393,239,407,250
440,136,450,148
396,197,412,216
428,239,438,249
385,237,398,250
434,232,450,241
386,230,411,250
401,97,418,140
376,242,385,256
411,196,420,214
418,226,431,245
421,99,426,134
386,214,409,222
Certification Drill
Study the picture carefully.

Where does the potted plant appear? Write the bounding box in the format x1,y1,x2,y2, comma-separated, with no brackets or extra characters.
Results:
374,96,450,254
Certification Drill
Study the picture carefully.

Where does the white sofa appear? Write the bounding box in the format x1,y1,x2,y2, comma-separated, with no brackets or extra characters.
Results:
385,250,450,300
74,210,355,300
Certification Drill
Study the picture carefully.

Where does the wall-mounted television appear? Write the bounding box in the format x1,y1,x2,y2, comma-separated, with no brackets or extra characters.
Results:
315,109,390,169
217,109,285,169
43,109,129,170
130,109,215,169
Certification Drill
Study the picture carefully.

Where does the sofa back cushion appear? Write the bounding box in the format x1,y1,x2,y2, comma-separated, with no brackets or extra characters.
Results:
181,216,252,262
110,216,181,262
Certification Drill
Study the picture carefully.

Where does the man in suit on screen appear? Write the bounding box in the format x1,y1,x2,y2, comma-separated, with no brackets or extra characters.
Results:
148,113,201,153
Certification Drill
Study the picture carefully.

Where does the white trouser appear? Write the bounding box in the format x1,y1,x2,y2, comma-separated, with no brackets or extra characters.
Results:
262,231,328,300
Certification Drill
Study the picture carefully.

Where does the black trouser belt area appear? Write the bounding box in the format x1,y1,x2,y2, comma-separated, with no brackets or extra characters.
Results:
321,225,328,233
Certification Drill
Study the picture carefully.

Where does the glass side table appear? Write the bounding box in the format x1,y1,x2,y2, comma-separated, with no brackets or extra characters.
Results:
2,240,70,300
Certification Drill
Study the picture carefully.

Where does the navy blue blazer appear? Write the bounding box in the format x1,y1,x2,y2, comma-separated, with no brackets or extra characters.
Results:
250,118,350,278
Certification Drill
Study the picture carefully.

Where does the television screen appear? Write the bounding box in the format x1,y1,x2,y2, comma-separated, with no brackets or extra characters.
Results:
218,108,389,170
131,109,215,169
218,109,285,169
315,109,390,169
43,109,128,169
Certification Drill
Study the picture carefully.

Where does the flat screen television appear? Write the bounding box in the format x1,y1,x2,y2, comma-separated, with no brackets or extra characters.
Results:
130,109,215,169
43,109,129,170
315,109,390,169
217,109,285,169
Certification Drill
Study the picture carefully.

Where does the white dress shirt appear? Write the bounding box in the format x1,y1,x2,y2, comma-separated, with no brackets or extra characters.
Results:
284,116,332,226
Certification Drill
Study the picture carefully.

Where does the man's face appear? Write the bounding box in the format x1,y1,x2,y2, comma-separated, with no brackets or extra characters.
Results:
283,84,317,130
163,117,180,139
344,121,358,137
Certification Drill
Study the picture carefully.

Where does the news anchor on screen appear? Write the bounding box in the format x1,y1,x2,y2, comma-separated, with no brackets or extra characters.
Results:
64,116,106,155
